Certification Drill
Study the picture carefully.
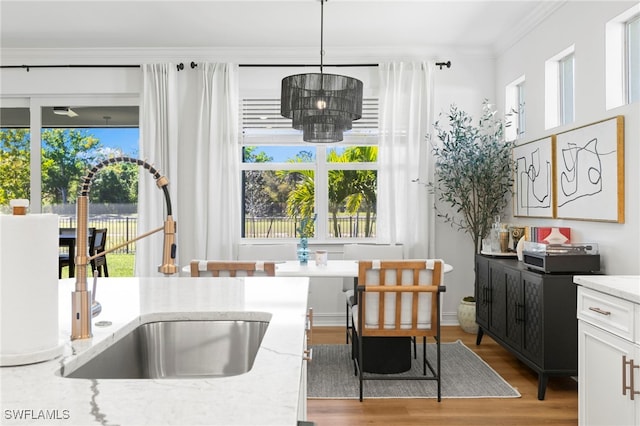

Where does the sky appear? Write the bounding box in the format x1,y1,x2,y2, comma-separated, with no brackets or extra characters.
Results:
85,129,347,162
88,128,139,156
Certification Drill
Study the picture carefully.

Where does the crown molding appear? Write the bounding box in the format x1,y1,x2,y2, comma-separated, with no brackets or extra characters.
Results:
493,1,567,55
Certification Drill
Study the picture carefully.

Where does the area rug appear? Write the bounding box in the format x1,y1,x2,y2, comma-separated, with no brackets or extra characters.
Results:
307,340,520,399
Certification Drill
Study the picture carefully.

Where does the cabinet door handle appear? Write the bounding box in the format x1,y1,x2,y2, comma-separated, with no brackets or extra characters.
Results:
622,355,640,400
516,303,525,323
306,308,313,344
588,306,611,316
304,348,313,362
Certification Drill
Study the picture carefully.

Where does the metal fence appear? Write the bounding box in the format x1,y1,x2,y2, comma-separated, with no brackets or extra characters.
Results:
243,215,376,239
56,212,377,253
58,215,138,254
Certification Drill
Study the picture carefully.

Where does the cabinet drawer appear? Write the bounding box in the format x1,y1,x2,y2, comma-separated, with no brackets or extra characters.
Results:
636,304,640,345
578,286,635,341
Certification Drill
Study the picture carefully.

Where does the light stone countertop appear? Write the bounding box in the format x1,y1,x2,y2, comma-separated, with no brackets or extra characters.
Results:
1,276,310,426
573,275,640,304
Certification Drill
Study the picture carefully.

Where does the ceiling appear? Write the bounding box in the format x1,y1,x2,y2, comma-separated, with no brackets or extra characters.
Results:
0,0,566,128
0,106,140,128
0,0,565,56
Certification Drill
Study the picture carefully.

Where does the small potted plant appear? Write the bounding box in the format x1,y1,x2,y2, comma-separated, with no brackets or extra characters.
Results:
429,100,515,333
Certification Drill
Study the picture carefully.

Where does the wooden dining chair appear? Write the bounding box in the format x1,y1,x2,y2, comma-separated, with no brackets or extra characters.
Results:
189,260,276,277
342,244,404,343
90,228,109,277
352,259,446,401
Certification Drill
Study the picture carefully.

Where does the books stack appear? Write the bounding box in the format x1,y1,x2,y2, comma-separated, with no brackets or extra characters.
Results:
525,227,571,244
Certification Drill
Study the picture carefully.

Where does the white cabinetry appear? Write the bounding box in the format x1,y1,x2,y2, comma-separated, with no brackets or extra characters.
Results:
298,308,313,422
577,284,640,426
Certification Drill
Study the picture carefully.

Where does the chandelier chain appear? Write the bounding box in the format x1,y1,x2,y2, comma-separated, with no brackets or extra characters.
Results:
320,0,324,74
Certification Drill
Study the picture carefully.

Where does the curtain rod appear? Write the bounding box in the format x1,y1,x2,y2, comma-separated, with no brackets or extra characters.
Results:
238,63,378,68
0,64,141,72
1,61,451,71
238,61,451,69
0,63,378,71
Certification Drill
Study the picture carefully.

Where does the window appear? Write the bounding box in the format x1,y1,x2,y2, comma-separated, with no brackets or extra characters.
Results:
545,45,575,129
559,53,575,125
1,101,139,275
241,98,379,241
38,105,139,266
627,15,639,103
606,5,640,109
0,104,30,211
505,76,525,141
517,82,526,137
38,106,139,209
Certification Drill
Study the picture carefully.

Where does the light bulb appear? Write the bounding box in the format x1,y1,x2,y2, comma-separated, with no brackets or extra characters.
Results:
316,99,327,110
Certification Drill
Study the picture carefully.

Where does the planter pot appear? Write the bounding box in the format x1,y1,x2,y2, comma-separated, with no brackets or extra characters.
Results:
457,298,479,334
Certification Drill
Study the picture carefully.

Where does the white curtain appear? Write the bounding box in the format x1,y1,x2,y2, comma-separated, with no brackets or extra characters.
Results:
377,62,435,258
190,63,240,260
136,64,180,276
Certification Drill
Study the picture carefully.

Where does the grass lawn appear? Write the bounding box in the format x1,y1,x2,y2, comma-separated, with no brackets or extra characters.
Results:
60,253,135,278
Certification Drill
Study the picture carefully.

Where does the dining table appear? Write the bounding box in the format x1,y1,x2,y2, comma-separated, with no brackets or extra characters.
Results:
274,259,453,278
275,260,360,278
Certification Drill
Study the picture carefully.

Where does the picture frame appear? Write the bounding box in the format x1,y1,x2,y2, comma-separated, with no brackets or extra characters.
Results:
553,116,624,223
512,136,554,218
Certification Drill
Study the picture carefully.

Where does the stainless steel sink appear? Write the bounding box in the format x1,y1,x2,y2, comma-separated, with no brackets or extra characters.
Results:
64,320,270,379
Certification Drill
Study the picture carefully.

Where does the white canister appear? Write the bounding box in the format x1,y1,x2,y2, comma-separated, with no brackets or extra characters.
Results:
315,250,328,267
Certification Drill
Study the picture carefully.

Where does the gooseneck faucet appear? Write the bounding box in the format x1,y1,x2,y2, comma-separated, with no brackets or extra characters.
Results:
71,157,178,340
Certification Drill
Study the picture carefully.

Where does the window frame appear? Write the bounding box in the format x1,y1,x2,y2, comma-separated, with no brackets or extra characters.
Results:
544,44,575,129
558,52,575,126
605,5,640,109
239,142,379,243
505,75,525,141
1,95,139,213
626,14,639,104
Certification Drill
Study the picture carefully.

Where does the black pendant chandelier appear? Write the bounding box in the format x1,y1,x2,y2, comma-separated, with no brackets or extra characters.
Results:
280,0,363,143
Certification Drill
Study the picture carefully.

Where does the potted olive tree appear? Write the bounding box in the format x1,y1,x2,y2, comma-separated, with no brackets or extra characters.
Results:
429,100,515,333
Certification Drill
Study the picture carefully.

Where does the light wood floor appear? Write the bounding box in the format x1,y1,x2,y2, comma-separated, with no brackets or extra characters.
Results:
307,326,578,426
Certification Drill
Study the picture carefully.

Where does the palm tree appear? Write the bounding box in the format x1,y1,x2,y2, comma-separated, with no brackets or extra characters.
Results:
280,146,378,238
283,169,315,237
341,146,378,237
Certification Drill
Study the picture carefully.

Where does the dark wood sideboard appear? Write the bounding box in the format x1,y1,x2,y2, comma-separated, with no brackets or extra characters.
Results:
475,254,578,400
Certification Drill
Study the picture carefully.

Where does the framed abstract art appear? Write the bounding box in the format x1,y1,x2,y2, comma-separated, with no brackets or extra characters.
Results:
513,136,554,218
553,116,624,222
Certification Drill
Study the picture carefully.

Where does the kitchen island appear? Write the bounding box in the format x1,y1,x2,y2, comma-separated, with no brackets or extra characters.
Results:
575,275,640,425
1,276,310,425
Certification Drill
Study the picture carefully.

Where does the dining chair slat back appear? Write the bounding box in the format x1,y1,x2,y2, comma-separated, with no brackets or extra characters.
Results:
342,244,404,343
190,260,276,277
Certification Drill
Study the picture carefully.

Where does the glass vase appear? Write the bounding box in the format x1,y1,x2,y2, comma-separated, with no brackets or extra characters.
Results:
297,237,309,265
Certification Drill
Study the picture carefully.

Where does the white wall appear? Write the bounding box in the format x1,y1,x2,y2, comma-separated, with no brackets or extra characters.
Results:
1,52,494,325
495,1,640,275
431,53,497,324
7,1,633,324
